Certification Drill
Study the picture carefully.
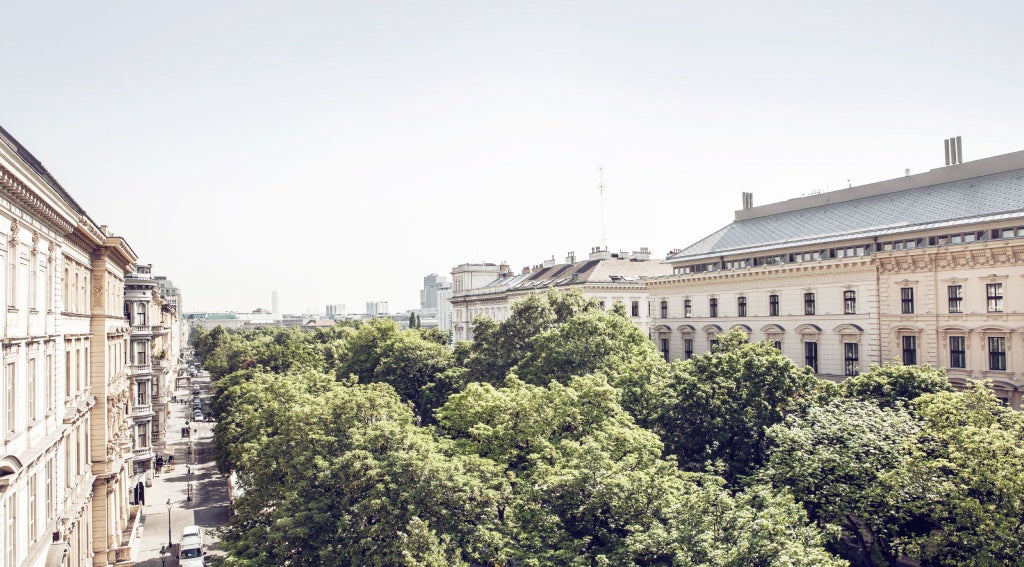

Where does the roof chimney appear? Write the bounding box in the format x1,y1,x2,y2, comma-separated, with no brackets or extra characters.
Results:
543,256,556,268
565,251,576,264
944,136,963,166
741,192,754,210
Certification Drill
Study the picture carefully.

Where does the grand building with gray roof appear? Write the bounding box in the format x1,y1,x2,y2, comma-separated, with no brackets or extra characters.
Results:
649,149,1024,408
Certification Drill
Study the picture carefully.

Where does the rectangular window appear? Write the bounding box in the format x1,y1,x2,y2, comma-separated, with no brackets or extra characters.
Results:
804,342,818,373
844,290,856,314
45,460,53,519
901,287,915,314
769,294,779,316
29,256,37,310
989,336,1007,371
137,423,148,449
660,300,668,319
709,298,718,318
5,362,14,433
684,299,692,318
773,340,782,352
45,353,53,413
7,251,15,309
948,285,963,314
28,359,36,422
737,296,747,317
804,292,816,315
631,301,639,317
844,342,859,377
709,339,719,352
684,338,693,360
902,335,917,365
950,336,966,369
598,301,605,310
65,353,72,397
987,283,1004,313
660,338,669,362
5,492,16,567
28,473,36,543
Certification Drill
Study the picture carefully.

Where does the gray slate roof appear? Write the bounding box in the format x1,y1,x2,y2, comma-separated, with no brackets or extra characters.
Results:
668,169,1024,262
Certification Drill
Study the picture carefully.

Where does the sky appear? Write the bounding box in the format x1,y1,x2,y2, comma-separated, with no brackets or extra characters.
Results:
2,1,1023,314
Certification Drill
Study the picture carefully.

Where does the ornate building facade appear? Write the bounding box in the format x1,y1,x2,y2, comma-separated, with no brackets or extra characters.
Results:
650,150,1024,408
450,247,672,342
0,124,178,566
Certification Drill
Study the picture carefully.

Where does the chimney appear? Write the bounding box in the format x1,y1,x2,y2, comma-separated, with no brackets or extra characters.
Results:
741,192,754,210
944,136,963,165
632,247,651,261
522,266,531,275
565,251,576,264
499,262,511,276
543,256,556,268
589,246,612,260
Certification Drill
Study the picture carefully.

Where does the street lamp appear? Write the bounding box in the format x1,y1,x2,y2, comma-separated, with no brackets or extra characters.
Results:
165,498,172,548
186,465,192,502
160,545,168,567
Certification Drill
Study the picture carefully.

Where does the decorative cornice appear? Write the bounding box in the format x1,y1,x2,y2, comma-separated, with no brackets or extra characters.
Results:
0,163,76,235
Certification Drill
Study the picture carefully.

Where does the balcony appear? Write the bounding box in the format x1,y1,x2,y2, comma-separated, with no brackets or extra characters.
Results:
152,324,169,336
130,324,152,337
130,364,152,376
132,404,154,418
132,446,153,462
114,505,142,563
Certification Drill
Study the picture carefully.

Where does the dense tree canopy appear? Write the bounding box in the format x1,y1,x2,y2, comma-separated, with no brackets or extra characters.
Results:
192,290,1024,567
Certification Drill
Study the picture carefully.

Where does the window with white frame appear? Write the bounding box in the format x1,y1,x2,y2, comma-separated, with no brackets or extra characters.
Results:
987,283,1004,313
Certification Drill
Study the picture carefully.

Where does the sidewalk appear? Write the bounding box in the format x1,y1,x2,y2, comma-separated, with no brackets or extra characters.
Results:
133,373,230,566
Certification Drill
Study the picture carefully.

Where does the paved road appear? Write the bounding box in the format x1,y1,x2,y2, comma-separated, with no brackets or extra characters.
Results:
133,373,230,566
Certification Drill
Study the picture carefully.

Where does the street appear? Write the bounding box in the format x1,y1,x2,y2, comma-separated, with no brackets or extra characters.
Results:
133,372,230,566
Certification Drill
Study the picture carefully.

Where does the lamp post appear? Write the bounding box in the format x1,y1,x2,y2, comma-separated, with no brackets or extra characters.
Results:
165,498,172,548
186,464,192,502
160,545,168,567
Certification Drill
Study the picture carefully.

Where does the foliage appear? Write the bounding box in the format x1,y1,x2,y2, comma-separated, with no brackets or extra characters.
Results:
653,331,822,483
461,289,599,384
436,375,846,566
841,363,951,407
893,383,1024,565
762,398,920,564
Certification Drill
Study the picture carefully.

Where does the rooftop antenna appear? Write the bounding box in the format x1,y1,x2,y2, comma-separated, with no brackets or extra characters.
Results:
599,167,607,248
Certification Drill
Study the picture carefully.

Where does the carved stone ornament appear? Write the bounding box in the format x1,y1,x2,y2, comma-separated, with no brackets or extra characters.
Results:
9,219,18,243
92,284,104,308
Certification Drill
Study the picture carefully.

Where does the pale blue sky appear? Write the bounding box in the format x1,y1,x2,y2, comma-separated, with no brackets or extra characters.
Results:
2,1,1022,313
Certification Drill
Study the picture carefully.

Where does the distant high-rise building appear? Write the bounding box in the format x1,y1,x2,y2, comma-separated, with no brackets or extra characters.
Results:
366,301,389,316
326,304,345,317
272,290,280,314
420,273,450,309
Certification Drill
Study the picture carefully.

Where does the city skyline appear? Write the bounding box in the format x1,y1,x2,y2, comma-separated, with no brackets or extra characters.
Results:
2,1,1022,313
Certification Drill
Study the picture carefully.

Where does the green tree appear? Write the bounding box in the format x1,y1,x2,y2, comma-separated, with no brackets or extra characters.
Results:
219,377,511,567
893,383,1024,565
762,398,920,565
462,290,599,384
437,375,845,566
654,331,822,482
841,363,951,407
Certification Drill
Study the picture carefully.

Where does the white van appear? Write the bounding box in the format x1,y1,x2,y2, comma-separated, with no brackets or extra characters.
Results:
179,525,205,566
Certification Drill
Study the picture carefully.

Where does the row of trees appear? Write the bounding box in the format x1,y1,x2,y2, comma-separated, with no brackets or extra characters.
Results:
192,291,1024,566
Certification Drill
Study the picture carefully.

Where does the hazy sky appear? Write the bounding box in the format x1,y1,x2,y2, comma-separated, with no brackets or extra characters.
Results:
2,1,1022,313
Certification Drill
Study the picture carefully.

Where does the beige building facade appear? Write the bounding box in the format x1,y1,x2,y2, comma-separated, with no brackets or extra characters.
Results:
0,124,163,566
451,247,672,342
652,150,1024,408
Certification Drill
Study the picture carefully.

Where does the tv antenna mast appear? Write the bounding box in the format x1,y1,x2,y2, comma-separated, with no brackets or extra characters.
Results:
599,167,607,248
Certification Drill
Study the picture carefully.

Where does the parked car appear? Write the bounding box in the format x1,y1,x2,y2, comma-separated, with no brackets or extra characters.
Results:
193,409,204,422
180,525,206,566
